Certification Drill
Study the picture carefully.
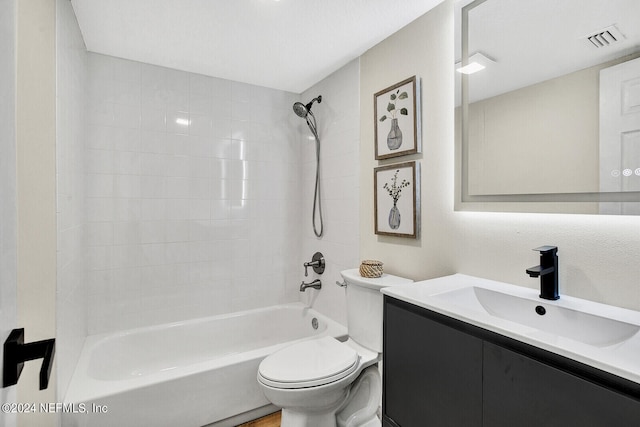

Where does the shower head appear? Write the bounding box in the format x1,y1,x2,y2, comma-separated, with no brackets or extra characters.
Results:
293,102,308,118
293,95,322,118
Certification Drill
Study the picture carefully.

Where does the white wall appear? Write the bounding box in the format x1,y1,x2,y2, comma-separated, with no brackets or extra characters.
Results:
85,54,302,333
0,1,18,426
360,1,456,282
360,0,640,312
16,0,58,424
56,0,88,400
299,60,361,325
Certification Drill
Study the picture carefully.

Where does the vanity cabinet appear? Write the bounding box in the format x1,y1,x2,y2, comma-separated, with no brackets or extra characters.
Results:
383,296,640,427
383,297,483,426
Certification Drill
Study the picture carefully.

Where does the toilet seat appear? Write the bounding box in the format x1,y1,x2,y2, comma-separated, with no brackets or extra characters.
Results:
258,336,360,389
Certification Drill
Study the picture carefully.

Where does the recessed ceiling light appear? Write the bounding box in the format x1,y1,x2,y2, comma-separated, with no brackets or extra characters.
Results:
457,62,485,74
455,52,495,75
176,118,190,126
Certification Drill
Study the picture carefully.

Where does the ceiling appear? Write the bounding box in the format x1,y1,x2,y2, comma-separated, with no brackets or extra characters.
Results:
71,0,446,94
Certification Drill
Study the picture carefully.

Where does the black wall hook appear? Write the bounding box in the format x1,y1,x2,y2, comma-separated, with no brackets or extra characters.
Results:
3,328,55,390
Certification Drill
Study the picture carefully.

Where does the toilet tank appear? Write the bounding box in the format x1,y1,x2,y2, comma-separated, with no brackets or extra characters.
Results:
341,269,413,353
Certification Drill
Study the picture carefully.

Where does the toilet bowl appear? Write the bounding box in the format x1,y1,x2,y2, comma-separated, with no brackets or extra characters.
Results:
257,269,412,427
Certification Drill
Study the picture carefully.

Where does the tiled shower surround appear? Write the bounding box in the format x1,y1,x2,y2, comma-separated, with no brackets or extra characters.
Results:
299,60,360,325
86,53,302,334
56,0,88,396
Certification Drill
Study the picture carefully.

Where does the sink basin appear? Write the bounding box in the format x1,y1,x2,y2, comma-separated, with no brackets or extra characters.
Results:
381,274,640,384
432,286,640,347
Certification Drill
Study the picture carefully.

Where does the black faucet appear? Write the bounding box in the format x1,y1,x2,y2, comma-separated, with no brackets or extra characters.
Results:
526,246,559,300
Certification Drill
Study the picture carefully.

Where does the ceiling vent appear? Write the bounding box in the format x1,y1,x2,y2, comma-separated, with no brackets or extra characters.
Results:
584,24,626,48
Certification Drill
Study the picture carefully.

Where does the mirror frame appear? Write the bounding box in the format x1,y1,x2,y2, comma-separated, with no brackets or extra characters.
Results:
457,0,640,213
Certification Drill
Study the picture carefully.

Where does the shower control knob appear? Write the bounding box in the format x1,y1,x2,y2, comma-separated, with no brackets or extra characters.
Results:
303,252,325,276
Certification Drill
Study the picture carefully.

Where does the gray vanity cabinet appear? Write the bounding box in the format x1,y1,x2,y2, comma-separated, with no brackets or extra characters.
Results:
483,341,640,426
383,296,640,427
383,298,483,427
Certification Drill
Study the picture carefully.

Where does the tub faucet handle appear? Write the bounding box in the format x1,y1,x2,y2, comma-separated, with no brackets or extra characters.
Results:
303,252,325,277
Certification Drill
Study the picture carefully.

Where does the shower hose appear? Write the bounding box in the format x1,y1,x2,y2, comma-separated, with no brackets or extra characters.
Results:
306,112,323,238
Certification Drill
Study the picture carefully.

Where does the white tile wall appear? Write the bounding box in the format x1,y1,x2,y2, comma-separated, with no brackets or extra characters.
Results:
298,60,361,325
86,53,302,333
56,0,88,400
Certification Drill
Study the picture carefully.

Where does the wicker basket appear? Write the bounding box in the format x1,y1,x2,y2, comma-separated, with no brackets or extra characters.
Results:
359,260,383,278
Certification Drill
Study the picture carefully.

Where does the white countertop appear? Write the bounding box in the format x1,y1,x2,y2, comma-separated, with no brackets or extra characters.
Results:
382,274,640,385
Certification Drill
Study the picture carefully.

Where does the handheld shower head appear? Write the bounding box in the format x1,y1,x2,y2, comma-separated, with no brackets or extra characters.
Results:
292,95,322,118
292,95,324,237
293,102,308,118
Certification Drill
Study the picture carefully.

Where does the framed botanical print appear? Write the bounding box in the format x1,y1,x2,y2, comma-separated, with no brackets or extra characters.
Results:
374,161,420,238
374,76,421,160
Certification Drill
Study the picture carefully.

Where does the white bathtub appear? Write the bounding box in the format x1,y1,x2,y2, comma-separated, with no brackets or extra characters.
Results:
63,303,347,427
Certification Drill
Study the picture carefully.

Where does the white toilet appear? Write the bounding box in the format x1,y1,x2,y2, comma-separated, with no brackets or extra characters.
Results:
257,269,413,427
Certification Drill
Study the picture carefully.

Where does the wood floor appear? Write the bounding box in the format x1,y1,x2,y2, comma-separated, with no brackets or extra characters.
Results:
237,411,281,427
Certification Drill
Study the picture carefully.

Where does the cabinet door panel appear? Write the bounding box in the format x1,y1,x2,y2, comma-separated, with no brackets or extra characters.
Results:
384,301,483,426
483,341,640,427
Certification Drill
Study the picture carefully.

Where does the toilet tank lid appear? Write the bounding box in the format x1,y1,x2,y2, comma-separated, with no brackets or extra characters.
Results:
340,269,413,291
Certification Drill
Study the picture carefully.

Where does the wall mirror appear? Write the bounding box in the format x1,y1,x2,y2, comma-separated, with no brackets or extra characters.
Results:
456,0,640,214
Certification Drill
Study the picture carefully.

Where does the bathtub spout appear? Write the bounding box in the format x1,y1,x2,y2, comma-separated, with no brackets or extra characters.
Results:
300,279,322,292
